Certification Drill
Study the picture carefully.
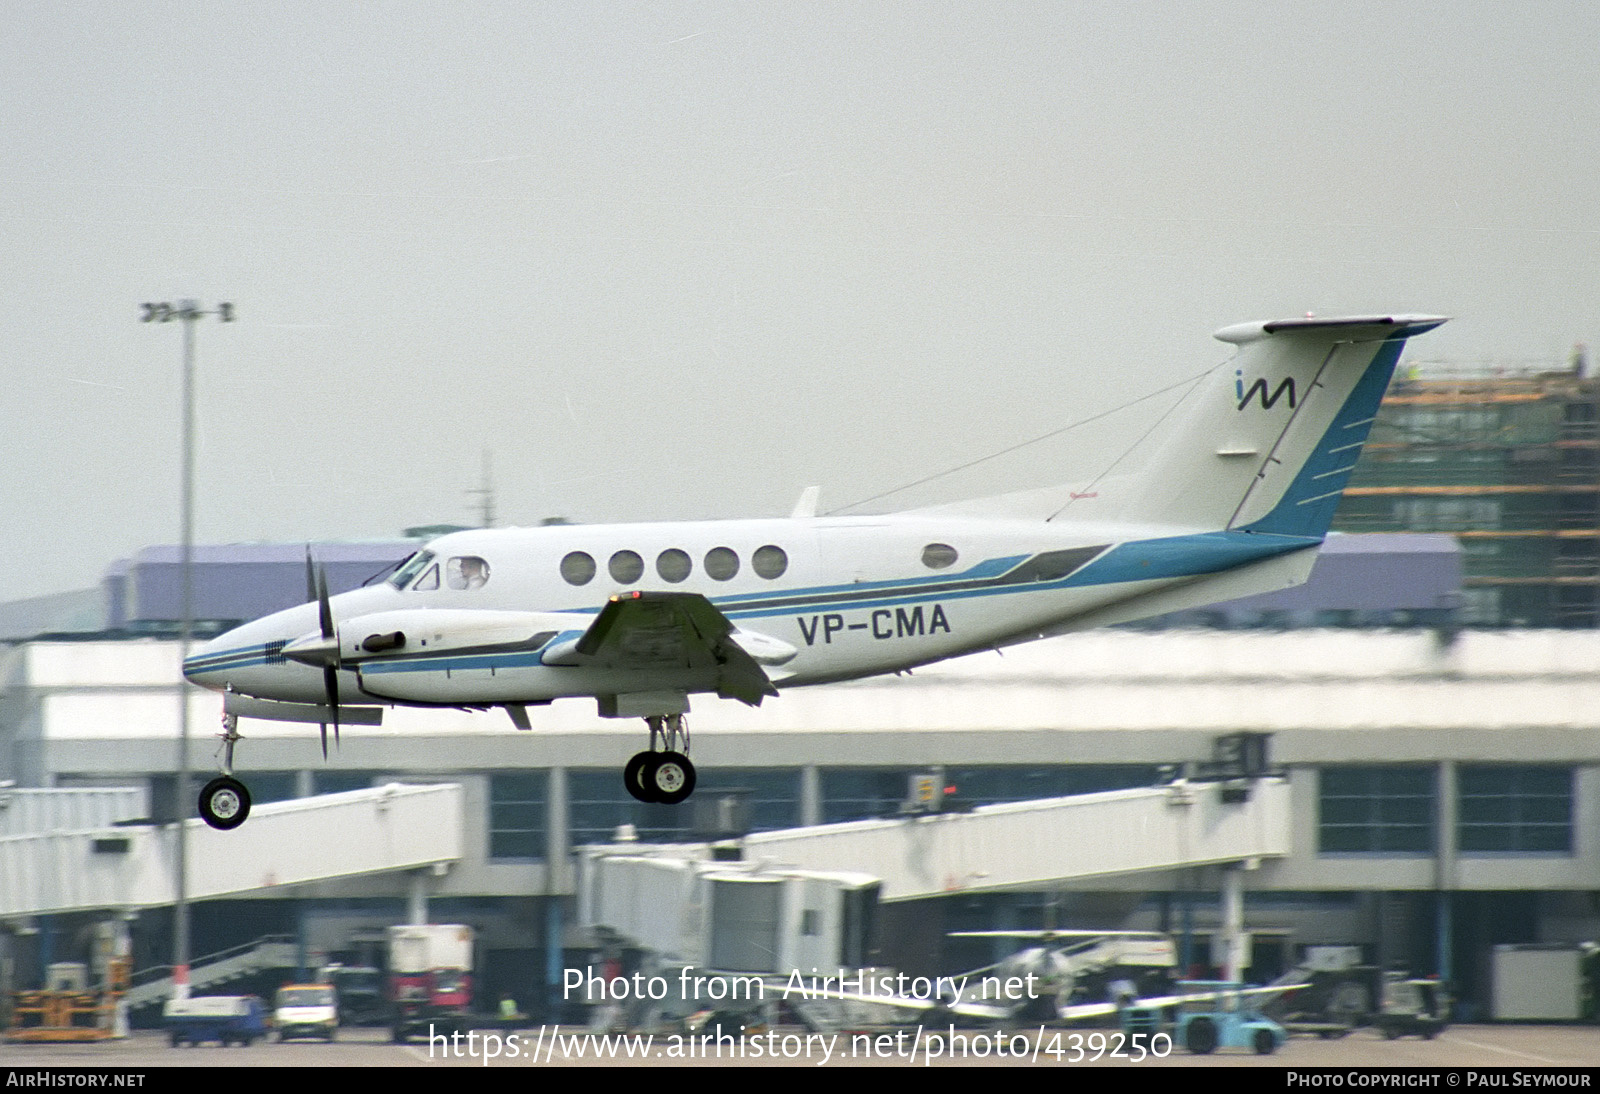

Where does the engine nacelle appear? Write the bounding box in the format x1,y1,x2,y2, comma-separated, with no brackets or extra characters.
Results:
283,609,581,668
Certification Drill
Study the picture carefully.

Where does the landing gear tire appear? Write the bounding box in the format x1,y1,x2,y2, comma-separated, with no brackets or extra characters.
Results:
645,751,696,806
624,751,658,803
199,776,251,830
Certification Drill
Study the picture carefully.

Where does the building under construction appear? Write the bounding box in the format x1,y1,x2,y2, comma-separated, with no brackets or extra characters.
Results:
1333,353,1599,628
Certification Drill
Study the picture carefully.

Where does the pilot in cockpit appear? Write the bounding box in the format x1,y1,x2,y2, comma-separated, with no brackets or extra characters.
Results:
447,555,490,590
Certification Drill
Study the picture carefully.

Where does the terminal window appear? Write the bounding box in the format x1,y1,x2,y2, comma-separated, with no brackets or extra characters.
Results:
821,765,1161,823
1457,766,1573,853
313,771,380,795
489,772,547,859
567,768,802,844
1318,766,1436,854
569,770,695,844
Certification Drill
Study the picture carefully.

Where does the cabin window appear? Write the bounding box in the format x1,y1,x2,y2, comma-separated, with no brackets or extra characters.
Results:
389,551,435,589
921,543,959,570
657,548,692,583
560,551,596,586
446,556,490,590
704,547,740,581
752,544,788,579
608,550,644,584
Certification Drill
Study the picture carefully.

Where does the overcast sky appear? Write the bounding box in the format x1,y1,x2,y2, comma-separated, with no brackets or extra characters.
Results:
5,2,1599,602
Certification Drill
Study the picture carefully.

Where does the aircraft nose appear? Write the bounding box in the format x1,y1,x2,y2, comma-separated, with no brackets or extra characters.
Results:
183,630,242,690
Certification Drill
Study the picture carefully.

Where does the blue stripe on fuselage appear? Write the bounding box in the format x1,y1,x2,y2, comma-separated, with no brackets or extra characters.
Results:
188,532,1314,677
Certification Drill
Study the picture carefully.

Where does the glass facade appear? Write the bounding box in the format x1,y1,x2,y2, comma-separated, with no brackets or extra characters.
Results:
1458,766,1573,853
489,772,547,860
567,768,804,845
1319,766,1436,853
567,770,694,845
479,762,1578,861
312,771,380,795
247,771,298,804
1333,374,1600,627
821,765,1162,824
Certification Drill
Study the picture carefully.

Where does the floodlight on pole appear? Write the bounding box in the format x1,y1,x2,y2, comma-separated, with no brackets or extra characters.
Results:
140,298,233,1001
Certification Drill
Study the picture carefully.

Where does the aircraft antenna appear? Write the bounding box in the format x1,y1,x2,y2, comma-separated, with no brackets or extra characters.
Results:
825,363,1218,515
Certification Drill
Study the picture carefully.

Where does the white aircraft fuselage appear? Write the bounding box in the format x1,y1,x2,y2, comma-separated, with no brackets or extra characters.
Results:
181,313,1446,825
188,512,1307,705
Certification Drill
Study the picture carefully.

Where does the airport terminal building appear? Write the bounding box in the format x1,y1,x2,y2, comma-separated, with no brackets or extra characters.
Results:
3,532,1597,1021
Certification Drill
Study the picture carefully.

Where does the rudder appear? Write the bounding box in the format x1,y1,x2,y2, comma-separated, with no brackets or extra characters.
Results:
1121,315,1446,538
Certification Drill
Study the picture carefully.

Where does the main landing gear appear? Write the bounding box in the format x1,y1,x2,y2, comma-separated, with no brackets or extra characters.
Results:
198,712,252,830
624,714,697,805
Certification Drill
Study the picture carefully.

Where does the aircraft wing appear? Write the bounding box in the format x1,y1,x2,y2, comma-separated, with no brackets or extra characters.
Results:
575,591,780,706
1059,982,1306,1022
782,983,1015,1024
949,930,1168,941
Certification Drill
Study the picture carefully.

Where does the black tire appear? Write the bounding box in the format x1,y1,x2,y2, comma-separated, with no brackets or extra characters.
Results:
199,776,251,830
1185,1017,1218,1055
1253,1027,1276,1055
646,751,696,805
624,752,658,803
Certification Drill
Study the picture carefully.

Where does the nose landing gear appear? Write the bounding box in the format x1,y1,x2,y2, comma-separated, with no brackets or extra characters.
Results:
199,711,252,830
198,775,251,830
623,714,697,805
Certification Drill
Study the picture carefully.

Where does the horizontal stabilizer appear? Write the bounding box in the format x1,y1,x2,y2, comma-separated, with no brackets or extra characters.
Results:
1216,314,1448,344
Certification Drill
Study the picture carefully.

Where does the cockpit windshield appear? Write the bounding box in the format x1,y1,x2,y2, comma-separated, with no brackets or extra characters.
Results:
388,551,436,589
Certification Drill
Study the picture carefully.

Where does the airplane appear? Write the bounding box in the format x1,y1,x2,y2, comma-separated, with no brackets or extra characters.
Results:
182,313,1447,829
944,929,1179,1020
786,961,1303,1043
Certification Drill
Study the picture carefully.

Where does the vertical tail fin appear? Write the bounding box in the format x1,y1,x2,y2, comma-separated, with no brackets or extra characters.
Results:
1122,315,1446,537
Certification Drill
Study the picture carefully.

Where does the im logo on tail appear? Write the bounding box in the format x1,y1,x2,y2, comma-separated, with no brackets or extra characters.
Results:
1235,370,1297,411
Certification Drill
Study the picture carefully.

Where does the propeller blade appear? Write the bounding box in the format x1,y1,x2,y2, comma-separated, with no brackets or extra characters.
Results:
317,566,334,641
315,563,340,755
305,547,316,604
323,663,341,752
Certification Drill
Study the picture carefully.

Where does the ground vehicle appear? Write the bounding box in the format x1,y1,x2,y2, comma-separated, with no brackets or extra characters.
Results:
1173,981,1288,1055
389,924,474,1043
321,963,386,1025
274,983,338,1041
163,995,267,1047
1375,975,1448,1039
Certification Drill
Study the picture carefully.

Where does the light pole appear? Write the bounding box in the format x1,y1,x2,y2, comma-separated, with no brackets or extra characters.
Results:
140,299,233,999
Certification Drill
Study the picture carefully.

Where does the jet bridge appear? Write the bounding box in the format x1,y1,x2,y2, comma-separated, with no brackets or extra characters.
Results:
579,779,1288,989
740,779,1290,901
0,783,462,917
582,779,1289,918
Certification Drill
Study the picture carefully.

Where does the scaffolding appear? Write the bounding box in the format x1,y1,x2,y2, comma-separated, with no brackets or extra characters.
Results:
1333,360,1600,627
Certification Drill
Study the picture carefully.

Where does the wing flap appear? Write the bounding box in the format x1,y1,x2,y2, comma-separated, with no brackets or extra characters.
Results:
575,592,780,707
